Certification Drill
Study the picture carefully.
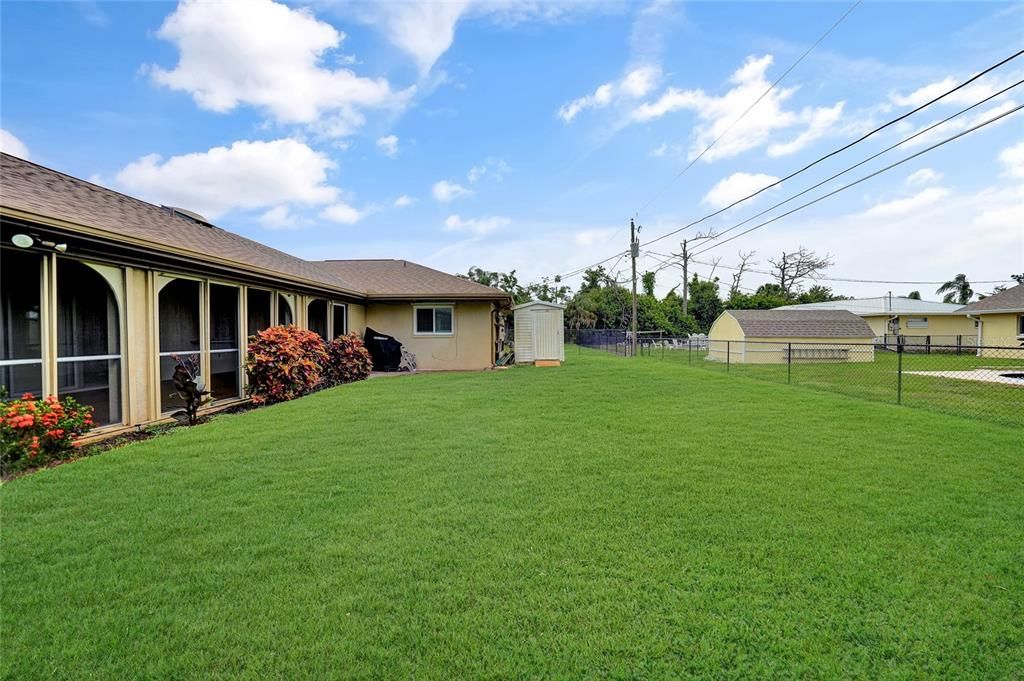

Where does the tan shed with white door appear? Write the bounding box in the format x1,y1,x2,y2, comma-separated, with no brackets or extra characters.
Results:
513,301,565,365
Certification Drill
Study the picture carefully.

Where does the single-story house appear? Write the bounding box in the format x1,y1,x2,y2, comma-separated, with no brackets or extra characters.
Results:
707,309,876,363
960,284,1024,356
781,296,976,341
0,153,510,437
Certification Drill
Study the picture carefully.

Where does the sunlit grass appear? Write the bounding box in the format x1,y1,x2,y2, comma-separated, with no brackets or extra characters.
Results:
3,349,1022,679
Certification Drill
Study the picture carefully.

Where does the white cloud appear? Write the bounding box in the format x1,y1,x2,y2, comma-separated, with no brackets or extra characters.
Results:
467,157,510,183
998,141,1024,179
559,65,661,122
320,201,363,225
889,71,1020,109
905,168,942,186
354,1,470,76
432,180,473,202
0,129,30,159
376,134,399,157
344,1,612,76
903,99,1019,149
863,186,949,219
394,194,416,207
649,142,683,159
259,205,298,229
766,101,844,157
115,138,338,219
631,54,845,161
702,172,779,209
443,214,510,235
147,0,412,134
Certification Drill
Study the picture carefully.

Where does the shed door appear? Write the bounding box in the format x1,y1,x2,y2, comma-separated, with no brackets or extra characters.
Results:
534,309,561,360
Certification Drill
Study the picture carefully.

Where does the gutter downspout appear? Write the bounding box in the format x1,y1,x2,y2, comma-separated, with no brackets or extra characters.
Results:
967,314,982,357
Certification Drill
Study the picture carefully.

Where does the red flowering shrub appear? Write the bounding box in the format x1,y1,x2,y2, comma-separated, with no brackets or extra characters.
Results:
324,332,373,386
1,393,94,473
245,325,329,405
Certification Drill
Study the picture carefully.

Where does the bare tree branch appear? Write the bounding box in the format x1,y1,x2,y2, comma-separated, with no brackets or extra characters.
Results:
767,246,833,295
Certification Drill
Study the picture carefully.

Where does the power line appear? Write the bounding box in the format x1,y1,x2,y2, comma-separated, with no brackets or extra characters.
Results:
666,79,1023,254
634,0,863,216
689,103,1023,257
639,47,1024,250
541,48,1024,284
684,257,1015,286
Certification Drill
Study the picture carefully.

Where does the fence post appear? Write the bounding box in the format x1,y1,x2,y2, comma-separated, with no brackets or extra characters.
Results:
787,342,792,384
727,340,731,372
896,343,903,405
688,339,692,365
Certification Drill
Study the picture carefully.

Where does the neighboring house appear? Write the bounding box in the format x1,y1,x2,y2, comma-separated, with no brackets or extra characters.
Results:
0,153,510,436
707,309,875,363
781,296,976,340
960,284,1024,355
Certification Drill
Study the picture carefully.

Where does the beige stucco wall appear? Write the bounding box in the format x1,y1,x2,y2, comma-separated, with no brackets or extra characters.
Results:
348,303,366,336
865,313,977,338
978,312,1023,356
365,302,495,371
742,336,875,363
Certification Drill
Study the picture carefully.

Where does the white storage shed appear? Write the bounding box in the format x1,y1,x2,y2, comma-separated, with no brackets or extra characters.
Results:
513,301,565,365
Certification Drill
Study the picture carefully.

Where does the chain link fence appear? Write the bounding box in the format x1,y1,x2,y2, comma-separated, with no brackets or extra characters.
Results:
569,330,1024,428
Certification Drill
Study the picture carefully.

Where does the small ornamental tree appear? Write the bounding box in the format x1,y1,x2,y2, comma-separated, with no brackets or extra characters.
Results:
245,325,328,405
170,353,211,425
1,392,94,473
324,332,373,386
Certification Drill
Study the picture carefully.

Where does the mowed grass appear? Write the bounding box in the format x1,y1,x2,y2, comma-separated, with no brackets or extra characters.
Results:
3,349,1023,679
644,345,1024,427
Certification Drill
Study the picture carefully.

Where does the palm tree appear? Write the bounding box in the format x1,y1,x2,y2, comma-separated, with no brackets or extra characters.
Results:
936,274,973,305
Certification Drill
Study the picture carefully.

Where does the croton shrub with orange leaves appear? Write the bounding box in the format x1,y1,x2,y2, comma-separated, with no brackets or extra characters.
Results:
245,325,330,405
323,332,373,386
1,392,94,473
245,326,373,405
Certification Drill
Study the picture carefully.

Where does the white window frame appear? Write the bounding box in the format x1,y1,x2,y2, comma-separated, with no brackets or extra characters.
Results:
412,304,455,337
905,317,928,329
332,303,348,338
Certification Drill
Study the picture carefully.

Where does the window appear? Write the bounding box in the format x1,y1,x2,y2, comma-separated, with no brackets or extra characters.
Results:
209,284,240,401
277,293,294,326
332,304,348,339
414,305,454,336
307,299,328,338
906,317,928,329
56,260,123,426
158,278,201,413
0,249,43,399
1018,315,1024,338
247,288,272,337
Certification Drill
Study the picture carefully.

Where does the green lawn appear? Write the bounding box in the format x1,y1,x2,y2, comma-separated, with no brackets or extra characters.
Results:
3,350,1023,679
632,344,1024,427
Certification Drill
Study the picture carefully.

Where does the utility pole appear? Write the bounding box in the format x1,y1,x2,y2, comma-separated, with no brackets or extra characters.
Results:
630,218,639,357
681,239,689,317
675,231,717,317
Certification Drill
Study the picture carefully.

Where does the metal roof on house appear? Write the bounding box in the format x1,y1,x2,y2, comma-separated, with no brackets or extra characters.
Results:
960,284,1024,314
0,153,508,302
781,296,965,315
315,259,510,300
726,309,875,338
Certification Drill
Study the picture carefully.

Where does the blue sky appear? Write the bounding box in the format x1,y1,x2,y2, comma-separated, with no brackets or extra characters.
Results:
2,0,1021,299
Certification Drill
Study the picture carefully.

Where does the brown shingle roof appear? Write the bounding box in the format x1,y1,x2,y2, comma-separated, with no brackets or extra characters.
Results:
960,284,1024,314
0,153,508,302
727,309,875,338
315,259,509,300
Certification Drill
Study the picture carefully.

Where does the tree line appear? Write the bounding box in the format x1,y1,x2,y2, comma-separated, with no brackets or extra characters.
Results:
459,255,1023,336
